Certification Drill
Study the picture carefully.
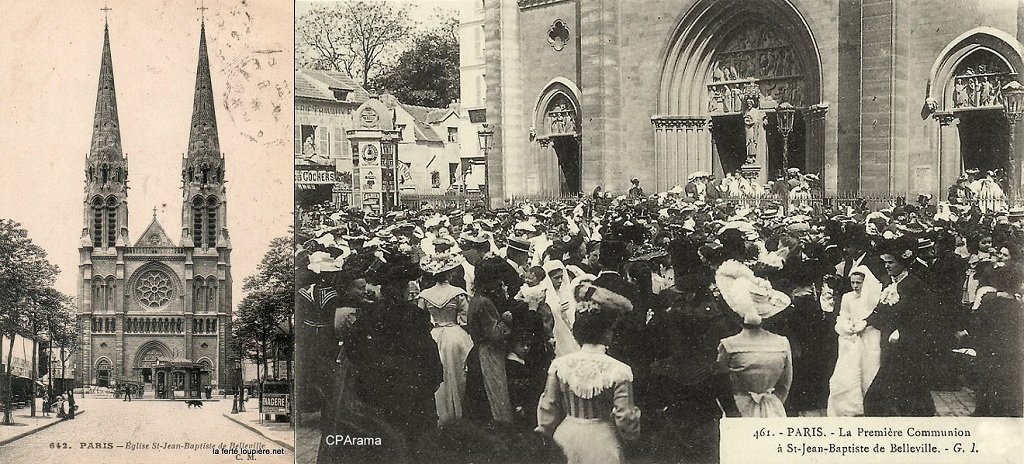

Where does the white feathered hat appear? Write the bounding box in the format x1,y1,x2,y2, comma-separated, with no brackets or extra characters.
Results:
715,260,791,326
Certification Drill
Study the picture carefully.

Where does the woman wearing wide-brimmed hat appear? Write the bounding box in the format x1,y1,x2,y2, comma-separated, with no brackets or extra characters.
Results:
715,260,793,417
536,284,641,464
417,250,475,425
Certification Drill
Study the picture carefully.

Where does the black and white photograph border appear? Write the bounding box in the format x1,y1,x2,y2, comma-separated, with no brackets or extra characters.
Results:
0,1,294,463
294,0,1023,463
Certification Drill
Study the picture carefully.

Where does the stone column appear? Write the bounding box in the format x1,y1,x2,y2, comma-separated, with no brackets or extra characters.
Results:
935,112,960,194
743,108,769,185
804,103,830,185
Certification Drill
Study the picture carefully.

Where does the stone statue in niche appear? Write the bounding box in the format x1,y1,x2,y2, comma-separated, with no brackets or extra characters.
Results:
708,88,724,113
954,78,967,108
713,65,725,82
722,85,734,112
981,77,995,106
743,104,766,165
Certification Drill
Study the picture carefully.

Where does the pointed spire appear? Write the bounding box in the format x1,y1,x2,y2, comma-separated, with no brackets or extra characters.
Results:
187,21,220,157
89,22,122,159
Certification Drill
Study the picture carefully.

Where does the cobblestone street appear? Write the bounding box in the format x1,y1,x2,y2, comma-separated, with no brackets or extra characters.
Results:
0,397,292,463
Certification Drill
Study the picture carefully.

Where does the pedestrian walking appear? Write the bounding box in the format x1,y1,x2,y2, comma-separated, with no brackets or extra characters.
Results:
124,384,133,402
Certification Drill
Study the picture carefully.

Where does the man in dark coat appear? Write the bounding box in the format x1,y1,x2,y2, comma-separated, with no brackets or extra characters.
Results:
593,239,639,304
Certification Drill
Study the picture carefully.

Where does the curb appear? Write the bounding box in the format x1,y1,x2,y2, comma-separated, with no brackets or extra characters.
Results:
0,410,86,447
222,413,294,451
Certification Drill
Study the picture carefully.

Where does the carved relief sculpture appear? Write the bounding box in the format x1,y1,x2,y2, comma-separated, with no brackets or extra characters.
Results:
706,21,806,114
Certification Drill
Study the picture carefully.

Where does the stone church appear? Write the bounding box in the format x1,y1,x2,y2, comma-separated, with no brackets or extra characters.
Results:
485,0,1024,199
76,19,233,396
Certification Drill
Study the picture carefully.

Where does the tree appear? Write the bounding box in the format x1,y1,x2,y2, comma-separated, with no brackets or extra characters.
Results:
297,1,413,88
233,234,293,418
23,288,71,417
48,308,79,400
0,219,59,425
371,12,461,107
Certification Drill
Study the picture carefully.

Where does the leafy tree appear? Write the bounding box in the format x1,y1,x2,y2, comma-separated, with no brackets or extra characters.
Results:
233,234,293,402
22,288,71,417
0,219,59,425
297,1,413,88
371,12,460,107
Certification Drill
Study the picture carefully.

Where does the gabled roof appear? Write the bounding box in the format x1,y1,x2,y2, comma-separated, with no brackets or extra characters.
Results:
399,103,454,124
395,103,457,143
411,121,443,143
133,214,176,247
296,69,369,103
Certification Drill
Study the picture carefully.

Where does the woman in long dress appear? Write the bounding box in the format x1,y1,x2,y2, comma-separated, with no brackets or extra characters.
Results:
463,257,514,423
536,284,641,464
715,260,793,418
826,268,883,416
417,253,475,425
971,262,1023,417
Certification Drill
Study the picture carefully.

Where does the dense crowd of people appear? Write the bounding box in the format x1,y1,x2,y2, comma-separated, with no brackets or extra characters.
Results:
295,178,1024,464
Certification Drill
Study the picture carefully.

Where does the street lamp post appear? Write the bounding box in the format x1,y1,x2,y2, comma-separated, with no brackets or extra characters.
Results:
237,358,246,413
1000,81,1024,201
776,102,797,178
478,123,494,208
230,358,240,414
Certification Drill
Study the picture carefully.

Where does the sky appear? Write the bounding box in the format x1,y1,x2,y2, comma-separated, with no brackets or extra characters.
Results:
0,0,293,303
296,0,475,26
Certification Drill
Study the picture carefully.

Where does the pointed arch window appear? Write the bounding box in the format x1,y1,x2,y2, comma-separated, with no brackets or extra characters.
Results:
105,276,116,313
92,197,104,248
106,196,118,247
206,197,218,248
193,277,206,312
192,197,204,247
207,280,218,313
190,196,219,249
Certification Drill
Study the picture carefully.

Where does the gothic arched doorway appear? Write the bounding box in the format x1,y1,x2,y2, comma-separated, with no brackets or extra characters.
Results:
657,0,824,190
535,81,582,195
132,341,171,390
930,28,1024,197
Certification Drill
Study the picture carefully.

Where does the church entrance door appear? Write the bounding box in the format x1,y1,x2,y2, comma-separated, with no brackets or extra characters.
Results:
958,109,1011,181
552,136,581,195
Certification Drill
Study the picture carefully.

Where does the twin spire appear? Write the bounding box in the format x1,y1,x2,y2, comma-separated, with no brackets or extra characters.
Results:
88,12,220,164
187,22,221,157
89,23,122,160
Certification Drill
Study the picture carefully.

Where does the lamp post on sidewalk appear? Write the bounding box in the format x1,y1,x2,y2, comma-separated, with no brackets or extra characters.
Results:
478,123,494,207
776,102,797,177
230,358,239,414
1000,81,1024,201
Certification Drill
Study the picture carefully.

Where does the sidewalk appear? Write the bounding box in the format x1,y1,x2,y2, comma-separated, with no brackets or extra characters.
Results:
221,399,294,451
0,398,87,446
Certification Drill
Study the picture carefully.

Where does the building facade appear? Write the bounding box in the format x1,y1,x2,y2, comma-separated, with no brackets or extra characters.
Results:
295,69,369,208
76,21,233,395
295,68,480,206
459,0,490,192
485,0,1024,199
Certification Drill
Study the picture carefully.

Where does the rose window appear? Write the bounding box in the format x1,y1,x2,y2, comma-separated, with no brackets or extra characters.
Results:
136,270,172,308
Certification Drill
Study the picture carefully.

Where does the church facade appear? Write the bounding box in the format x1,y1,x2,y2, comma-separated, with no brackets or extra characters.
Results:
485,0,1024,199
76,20,233,395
